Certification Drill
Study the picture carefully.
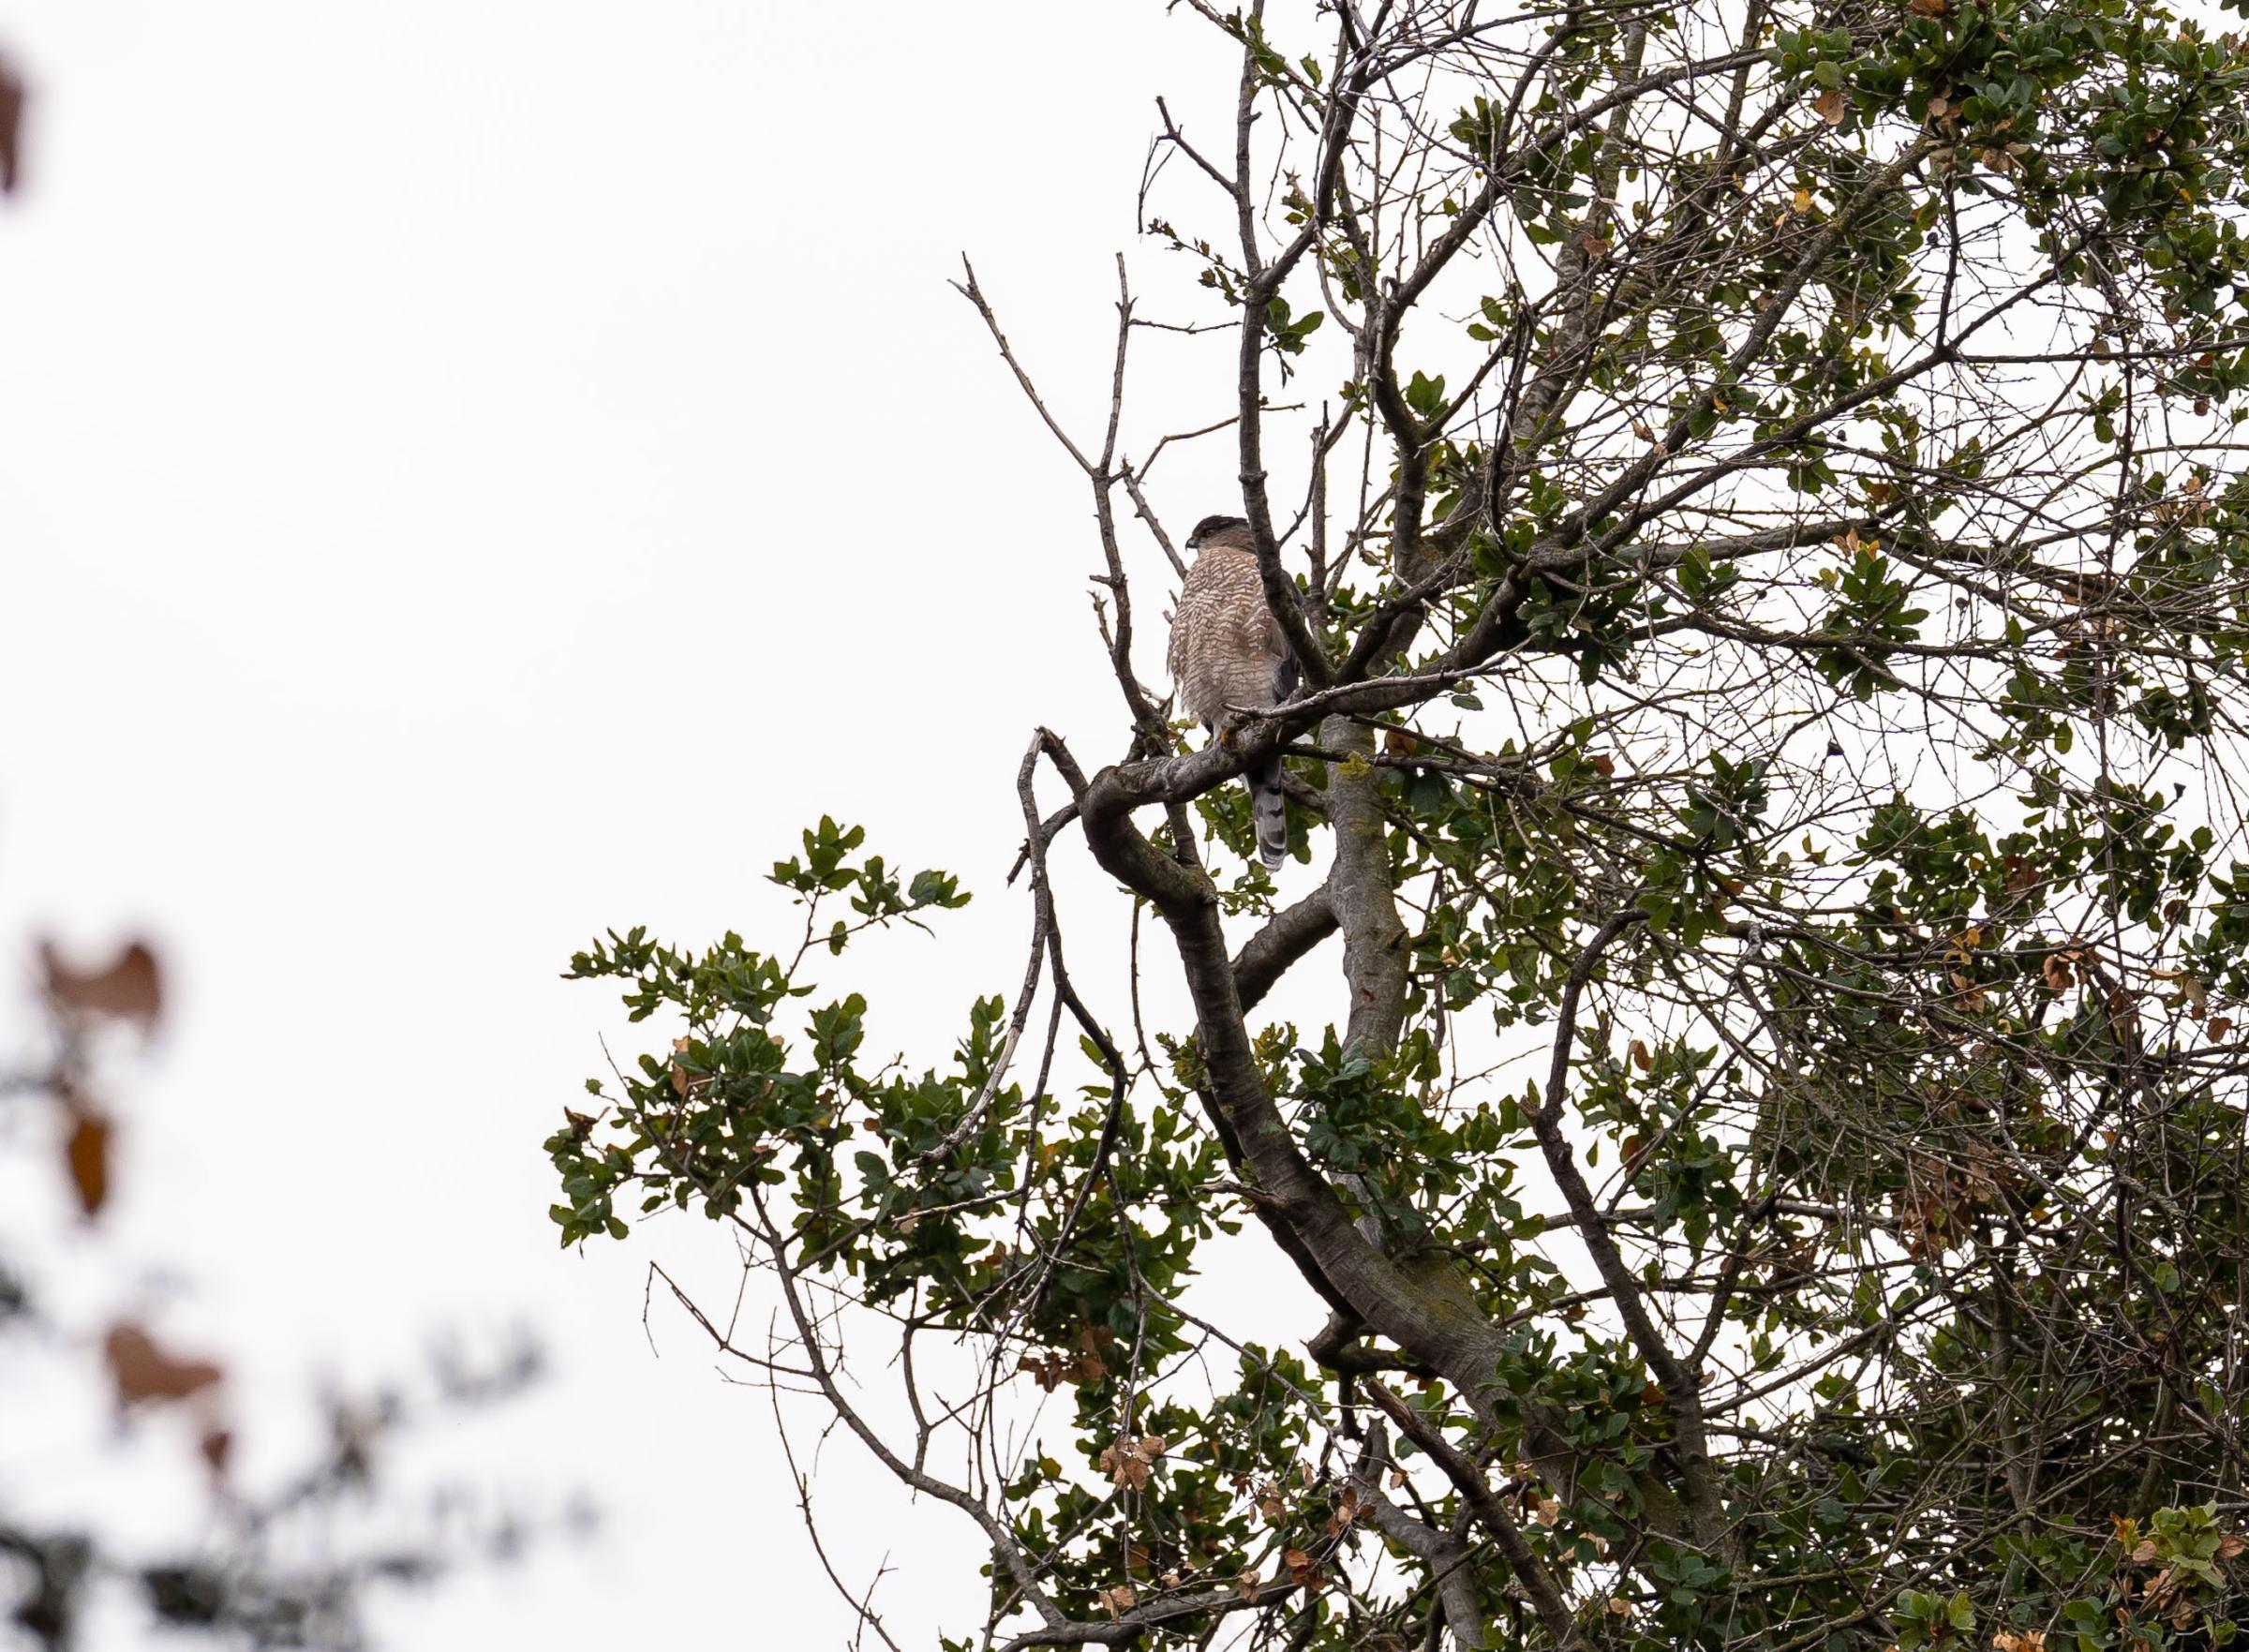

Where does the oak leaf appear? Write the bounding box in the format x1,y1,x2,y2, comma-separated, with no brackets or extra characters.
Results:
1098,1433,1164,1489
0,55,20,194
66,1110,110,1217
104,1322,222,1407
42,939,163,1028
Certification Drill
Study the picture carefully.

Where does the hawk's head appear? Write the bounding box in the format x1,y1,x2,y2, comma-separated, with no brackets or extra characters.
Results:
1185,514,1252,552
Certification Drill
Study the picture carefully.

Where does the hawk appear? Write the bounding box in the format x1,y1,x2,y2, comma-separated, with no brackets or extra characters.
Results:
1167,514,1298,869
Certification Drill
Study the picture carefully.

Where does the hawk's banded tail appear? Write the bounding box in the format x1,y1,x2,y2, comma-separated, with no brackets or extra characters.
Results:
1248,759,1288,871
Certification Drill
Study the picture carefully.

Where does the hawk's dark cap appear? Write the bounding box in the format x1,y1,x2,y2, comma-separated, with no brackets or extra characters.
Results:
1187,513,1250,543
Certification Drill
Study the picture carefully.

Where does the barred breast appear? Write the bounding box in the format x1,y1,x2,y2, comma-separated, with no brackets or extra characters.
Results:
1169,549,1287,725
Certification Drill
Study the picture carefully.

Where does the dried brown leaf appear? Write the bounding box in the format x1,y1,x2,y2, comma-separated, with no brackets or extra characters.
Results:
0,56,21,195
104,1322,222,1407
1100,1435,1159,1490
66,1110,110,1217
42,939,163,1027
1327,1485,1363,1535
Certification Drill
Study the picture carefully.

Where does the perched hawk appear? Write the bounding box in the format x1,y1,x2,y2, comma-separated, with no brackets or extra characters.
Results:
1167,513,1298,869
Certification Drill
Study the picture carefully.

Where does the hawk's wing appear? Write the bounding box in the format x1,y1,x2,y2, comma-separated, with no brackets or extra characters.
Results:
1166,593,1188,692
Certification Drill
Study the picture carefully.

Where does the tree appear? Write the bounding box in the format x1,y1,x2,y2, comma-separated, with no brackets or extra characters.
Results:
3,934,559,1651
552,1,2249,1646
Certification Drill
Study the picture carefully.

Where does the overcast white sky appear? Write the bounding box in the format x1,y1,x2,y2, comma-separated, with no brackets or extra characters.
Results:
0,3,1337,1645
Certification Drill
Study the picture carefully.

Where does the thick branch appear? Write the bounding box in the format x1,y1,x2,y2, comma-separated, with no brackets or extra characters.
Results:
1231,881,1339,1013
